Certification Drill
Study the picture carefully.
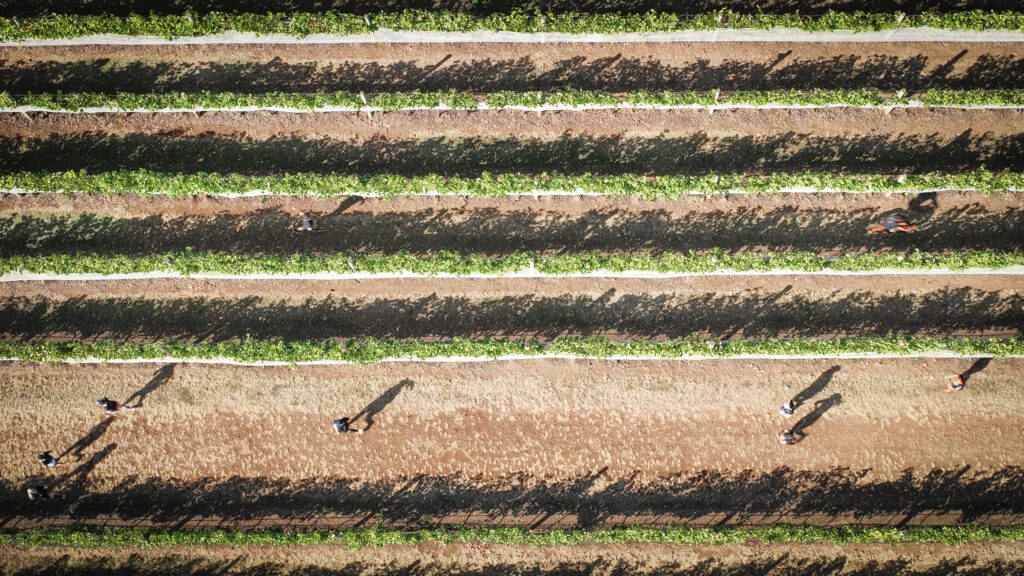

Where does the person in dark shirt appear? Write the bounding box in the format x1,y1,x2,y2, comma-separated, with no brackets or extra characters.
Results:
293,212,318,232
96,397,135,414
27,485,64,500
868,212,917,233
333,417,363,434
37,451,59,468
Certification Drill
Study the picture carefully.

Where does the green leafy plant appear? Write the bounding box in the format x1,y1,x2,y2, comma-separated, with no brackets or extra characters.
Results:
1,10,1023,40
2,168,1021,198
0,334,1020,364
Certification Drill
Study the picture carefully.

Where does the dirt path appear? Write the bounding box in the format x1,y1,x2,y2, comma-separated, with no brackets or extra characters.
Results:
2,41,1022,92
1,358,1022,528
2,108,1020,175
2,191,1021,255
4,540,1024,576
1,275,1021,341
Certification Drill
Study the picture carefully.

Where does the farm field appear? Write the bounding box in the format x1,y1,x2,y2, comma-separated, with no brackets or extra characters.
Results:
0,3,1023,574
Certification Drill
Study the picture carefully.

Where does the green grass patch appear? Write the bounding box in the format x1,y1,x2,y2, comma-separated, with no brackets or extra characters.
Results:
3,168,1022,198
0,250,1022,277
0,334,1020,364
4,524,1024,549
4,89,1022,112
1,10,1023,40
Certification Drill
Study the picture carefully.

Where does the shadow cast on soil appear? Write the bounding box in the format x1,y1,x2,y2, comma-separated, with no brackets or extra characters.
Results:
3,204,1023,256
2,287,1022,342
3,51,1024,92
4,555,1024,576
1,132,1022,177
1,466,1022,529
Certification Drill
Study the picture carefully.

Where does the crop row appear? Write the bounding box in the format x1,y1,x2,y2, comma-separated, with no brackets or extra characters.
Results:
1,10,1023,40
4,524,1024,549
1,250,1021,277
4,168,1022,198
1,334,1020,364
4,90,1023,112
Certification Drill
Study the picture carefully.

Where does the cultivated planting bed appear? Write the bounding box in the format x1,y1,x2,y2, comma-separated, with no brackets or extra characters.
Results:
0,4,1022,573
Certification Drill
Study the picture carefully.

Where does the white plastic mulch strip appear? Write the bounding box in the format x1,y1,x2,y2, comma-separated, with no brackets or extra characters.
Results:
4,102,1024,114
0,351,1012,366
3,27,1024,46
2,266,1023,282
2,187,1018,198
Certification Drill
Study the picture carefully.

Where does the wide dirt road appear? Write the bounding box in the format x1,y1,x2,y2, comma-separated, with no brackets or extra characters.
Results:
1,357,1021,529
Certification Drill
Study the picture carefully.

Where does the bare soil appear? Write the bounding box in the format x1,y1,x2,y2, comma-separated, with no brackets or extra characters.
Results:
1,275,1021,341
1,358,1022,529
1,41,1022,92
4,540,1024,576
1,108,1021,175
1,191,1020,255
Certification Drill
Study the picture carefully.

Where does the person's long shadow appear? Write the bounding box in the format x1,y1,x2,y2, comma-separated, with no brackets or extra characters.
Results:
59,417,114,461
124,364,174,408
788,366,840,410
352,379,414,432
959,357,992,386
57,443,117,493
792,394,842,442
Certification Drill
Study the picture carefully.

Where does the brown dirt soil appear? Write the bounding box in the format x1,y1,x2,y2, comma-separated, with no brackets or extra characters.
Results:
1,358,1022,528
1,41,1022,92
1,275,1021,341
4,541,1024,576
1,191,1021,255
2,108,1020,175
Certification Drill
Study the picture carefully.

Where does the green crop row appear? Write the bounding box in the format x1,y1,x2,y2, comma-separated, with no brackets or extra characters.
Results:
1,10,1023,40
0,334,1020,364
4,89,1022,112
11,89,1021,112
3,524,1024,549
4,168,1023,198
1,250,1022,277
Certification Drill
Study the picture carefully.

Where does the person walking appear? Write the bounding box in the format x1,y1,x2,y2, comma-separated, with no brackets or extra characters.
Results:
333,417,363,434
947,375,966,392
37,451,59,468
779,400,796,417
27,485,64,501
96,397,135,415
777,429,802,445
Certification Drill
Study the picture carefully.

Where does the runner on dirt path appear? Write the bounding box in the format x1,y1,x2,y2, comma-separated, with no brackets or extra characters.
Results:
777,429,802,445
27,485,64,501
779,400,796,417
37,451,59,468
96,398,135,414
867,212,917,234
333,417,363,435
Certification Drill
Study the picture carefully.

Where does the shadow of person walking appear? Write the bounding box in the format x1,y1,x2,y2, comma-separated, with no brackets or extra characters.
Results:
909,191,938,218
352,379,414,432
790,394,843,443
787,366,841,411
57,443,117,494
124,364,174,408
59,417,114,461
960,357,992,385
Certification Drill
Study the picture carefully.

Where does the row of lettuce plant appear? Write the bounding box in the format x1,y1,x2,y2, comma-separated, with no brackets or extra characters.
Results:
3,168,1022,198
4,524,1024,549
2,10,1023,40
3,90,1022,112
0,334,1020,364
1,250,1022,277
